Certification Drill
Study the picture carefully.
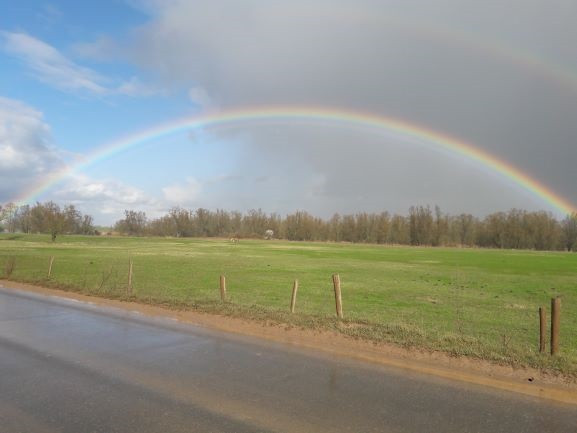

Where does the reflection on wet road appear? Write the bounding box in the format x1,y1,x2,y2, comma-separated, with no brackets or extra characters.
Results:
0,287,575,433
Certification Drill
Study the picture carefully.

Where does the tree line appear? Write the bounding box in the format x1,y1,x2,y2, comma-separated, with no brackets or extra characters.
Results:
113,205,577,251
0,202,96,240
2,201,577,251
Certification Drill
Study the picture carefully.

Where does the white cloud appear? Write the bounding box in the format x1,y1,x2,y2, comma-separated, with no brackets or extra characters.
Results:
0,96,158,222
0,97,65,201
2,31,109,95
0,98,164,225
55,174,154,205
53,174,160,224
1,31,161,97
117,76,164,97
188,86,213,110
162,177,202,205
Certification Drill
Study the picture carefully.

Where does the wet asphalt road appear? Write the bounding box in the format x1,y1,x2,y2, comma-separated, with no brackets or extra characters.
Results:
0,286,575,433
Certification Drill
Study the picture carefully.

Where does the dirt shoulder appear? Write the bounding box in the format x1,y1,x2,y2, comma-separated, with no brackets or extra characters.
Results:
1,279,576,405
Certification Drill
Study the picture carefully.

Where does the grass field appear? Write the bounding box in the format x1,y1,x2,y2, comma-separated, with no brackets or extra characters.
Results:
1,233,576,376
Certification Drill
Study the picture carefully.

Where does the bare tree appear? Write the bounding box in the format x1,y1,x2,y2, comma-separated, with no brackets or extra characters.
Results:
115,210,147,236
562,213,577,251
0,202,18,233
409,206,433,246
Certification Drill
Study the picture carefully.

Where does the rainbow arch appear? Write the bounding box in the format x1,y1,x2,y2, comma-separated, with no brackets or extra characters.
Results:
15,106,576,216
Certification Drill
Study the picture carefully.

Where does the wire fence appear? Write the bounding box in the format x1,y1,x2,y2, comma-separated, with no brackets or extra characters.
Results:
1,252,575,370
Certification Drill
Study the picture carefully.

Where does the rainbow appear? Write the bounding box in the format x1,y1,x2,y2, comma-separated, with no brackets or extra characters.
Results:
15,106,576,216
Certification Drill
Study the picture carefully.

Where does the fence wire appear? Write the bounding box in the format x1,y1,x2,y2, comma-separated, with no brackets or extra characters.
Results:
1,252,575,368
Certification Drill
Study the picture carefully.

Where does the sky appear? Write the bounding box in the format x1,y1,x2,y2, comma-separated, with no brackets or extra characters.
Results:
1,0,577,225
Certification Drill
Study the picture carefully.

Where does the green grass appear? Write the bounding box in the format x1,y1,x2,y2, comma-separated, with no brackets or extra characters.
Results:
1,233,576,376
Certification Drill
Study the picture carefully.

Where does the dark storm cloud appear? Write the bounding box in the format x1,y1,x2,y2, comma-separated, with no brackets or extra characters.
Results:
95,0,577,215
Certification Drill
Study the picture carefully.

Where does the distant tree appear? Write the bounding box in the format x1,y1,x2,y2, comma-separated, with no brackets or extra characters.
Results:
0,202,18,233
432,206,449,246
43,202,66,241
19,202,68,241
561,213,577,251
526,211,560,250
168,207,194,237
328,213,342,242
1,202,89,237
195,208,212,236
135,204,572,251
355,212,370,243
388,214,410,244
285,210,316,241
371,212,390,244
115,210,147,236
340,214,357,242
214,209,232,236
230,211,243,236
452,213,476,246
266,213,282,239
242,209,269,238
479,212,507,248
409,206,433,246
16,204,32,233
79,214,96,235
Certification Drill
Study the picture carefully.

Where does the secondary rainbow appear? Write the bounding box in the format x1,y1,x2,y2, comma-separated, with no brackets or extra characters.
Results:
15,106,576,216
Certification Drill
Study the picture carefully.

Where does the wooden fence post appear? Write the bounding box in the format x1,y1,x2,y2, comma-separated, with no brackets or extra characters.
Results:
332,274,343,319
539,306,546,353
47,256,55,279
551,297,561,355
4,257,15,278
220,275,227,301
290,279,299,313
127,258,133,296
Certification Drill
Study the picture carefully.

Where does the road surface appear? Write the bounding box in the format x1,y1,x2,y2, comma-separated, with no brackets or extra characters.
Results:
0,286,575,432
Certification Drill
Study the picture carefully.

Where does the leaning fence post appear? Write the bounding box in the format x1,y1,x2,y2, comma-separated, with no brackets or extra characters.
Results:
551,297,561,355
290,279,299,313
539,306,546,353
47,256,55,279
127,258,133,296
332,274,343,319
219,275,227,301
